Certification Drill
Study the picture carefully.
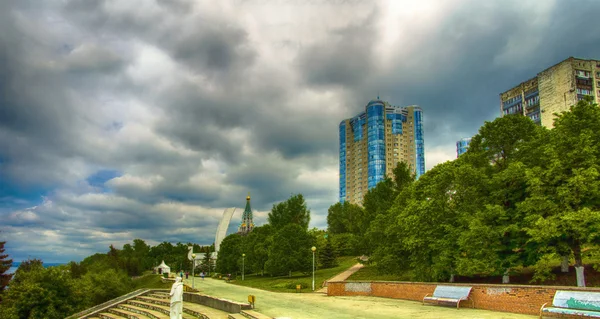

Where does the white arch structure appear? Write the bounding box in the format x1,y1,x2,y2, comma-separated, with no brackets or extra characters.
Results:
215,207,236,254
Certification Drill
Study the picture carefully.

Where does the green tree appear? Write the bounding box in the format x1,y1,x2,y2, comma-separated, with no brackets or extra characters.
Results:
363,162,415,256
520,97,600,286
396,161,465,282
132,239,151,271
268,194,311,230
326,202,364,235
455,115,543,282
216,234,243,275
319,239,337,269
81,268,132,306
265,224,315,276
201,246,213,274
0,241,13,295
68,261,86,279
2,263,89,319
329,233,359,256
392,161,416,192
242,225,273,276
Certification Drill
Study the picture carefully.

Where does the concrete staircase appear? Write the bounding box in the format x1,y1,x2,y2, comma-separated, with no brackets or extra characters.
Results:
83,290,226,319
77,290,273,319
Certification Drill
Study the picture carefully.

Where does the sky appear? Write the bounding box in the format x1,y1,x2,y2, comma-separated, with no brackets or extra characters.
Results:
1,0,600,263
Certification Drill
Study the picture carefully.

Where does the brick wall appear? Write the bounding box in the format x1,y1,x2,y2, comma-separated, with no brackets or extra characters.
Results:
327,281,600,316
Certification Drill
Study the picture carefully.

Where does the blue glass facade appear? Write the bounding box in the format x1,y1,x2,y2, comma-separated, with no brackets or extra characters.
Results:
386,113,405,134
367,101,386,189
414,109,425,178
351,115,366,141
339,121,347,202
456,137,471,157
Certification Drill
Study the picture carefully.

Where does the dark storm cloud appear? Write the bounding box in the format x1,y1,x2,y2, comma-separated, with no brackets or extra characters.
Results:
63,0,256,79
297,9,380,88
252,114,339,159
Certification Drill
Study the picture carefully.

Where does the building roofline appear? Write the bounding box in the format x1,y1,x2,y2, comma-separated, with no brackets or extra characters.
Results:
499,56,583,96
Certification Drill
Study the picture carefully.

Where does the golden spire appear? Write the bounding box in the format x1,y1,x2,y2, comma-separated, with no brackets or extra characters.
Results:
246,191,250,201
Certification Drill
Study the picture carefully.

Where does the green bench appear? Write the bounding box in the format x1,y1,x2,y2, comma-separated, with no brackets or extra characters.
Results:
422,285,473,309
540,290,600,318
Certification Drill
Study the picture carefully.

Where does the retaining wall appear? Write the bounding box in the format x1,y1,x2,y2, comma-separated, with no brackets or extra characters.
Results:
183,292,252,313
327,281,600,316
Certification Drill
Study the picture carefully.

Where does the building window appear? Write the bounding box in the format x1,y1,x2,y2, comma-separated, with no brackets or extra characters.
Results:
576,70,591,78
577,88,592,95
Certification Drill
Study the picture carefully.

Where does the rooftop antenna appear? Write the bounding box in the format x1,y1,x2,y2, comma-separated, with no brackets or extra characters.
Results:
377,91,380,100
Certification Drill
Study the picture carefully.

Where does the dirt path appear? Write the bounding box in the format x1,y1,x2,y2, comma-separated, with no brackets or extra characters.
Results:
183,276,536,319
316,263,364,293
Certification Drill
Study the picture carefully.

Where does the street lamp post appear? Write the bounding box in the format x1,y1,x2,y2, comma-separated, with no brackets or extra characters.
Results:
311,246,316,291
191,253,196,289
242,253,246,281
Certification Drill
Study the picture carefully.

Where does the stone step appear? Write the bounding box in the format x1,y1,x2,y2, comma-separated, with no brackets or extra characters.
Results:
133,296,214,319
136,296,170,307
126,299,170,316
146,293,169,300
182,302,230,319
118,303,169,319
98,312,121,319
108,307,143,318
228,314,246,319
240,310,272,319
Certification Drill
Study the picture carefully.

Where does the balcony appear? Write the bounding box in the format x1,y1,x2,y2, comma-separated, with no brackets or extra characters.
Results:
576,79,593,86
526,101,540,110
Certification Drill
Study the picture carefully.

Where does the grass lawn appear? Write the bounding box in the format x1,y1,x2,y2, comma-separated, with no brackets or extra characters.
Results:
132,273,172,289
226,256,357,293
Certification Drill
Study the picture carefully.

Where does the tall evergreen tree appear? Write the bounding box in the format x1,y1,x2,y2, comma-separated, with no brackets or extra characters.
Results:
0,241,13,294
319,239,337,269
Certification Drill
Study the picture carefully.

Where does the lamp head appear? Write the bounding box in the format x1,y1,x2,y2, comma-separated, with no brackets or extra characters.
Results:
311,246,316,252
192,253,196,258
242,253,246,257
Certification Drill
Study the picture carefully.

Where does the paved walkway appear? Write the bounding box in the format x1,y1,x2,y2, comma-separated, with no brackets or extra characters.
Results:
182,277,535,319
316,263,364,293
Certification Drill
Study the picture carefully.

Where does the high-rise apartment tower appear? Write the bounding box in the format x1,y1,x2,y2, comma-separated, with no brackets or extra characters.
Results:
339,99,424,204
500,57,600,127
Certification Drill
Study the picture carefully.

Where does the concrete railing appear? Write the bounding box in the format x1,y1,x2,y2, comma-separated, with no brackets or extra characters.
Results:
65,288,150,319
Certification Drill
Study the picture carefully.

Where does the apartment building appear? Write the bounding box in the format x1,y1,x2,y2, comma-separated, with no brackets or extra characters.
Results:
339,99,424,204
500,57,600,127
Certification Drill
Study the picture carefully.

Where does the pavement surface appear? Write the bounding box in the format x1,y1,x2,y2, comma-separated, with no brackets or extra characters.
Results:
183,276,536,319
316,263,364,293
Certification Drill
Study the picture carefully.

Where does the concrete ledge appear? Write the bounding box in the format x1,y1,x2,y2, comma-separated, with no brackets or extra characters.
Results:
182,292,252,313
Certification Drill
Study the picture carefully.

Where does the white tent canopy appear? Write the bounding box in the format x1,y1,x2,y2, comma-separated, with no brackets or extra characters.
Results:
154,260,170,274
